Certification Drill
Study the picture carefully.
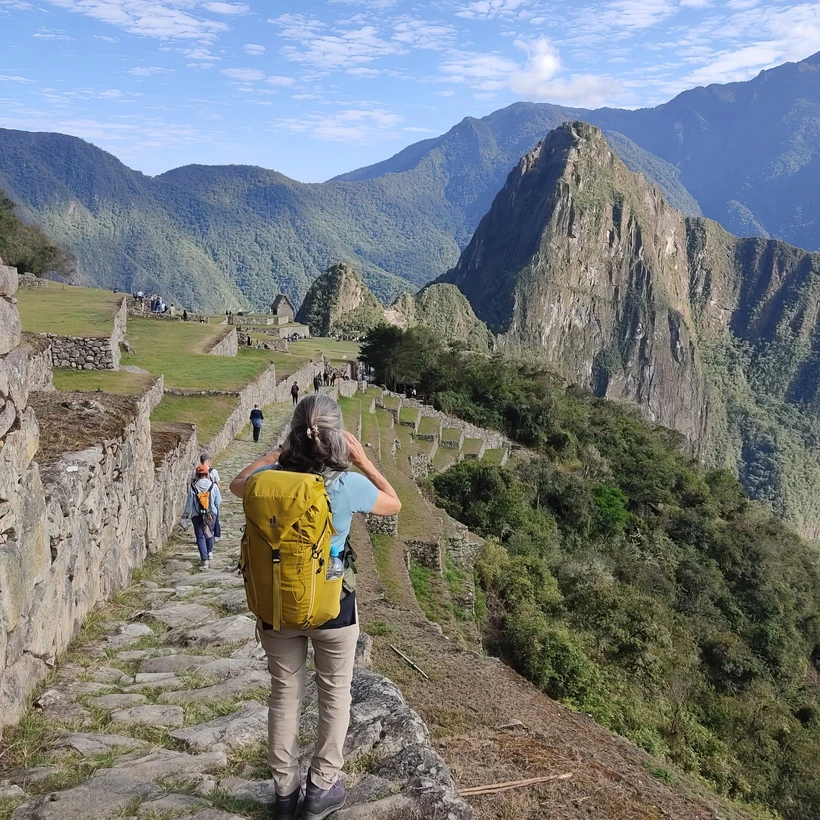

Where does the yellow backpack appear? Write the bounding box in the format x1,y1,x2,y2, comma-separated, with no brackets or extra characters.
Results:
240,469,342,630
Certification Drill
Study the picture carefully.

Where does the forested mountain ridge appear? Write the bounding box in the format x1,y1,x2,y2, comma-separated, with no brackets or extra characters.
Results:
0,110,697,312
442,120,820,537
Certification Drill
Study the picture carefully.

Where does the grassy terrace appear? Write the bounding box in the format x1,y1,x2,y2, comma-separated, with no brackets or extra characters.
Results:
52,370,154,395
151,394,240,443
461,437,484,456
441,427,463,443
417,416,440,436
432,447,459,472
398,407,420,425
481,448,506,466
381,395,401,411
289,338,360,366
16,285,122,336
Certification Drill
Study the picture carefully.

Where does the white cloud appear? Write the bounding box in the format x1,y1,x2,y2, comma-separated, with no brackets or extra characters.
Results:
0,74,34,83
266,75,295,86
439,50,519,91
43,0,229,40
94,34,120,42
33,27,72,39
201,1,248,13
507,36,621,104
185,47,219,60
455,0,529,21
273,16,404,68
220,67,265,81
243,43,265,55
392,17,456,50
276,107,402,143
129,66,175,76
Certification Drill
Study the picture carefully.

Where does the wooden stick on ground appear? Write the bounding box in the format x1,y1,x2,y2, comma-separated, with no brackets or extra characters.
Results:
460,772,573,797
389,644,430,680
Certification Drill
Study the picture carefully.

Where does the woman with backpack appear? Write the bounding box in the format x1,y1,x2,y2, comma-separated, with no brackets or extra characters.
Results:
229,394,401,820
183,463,222,569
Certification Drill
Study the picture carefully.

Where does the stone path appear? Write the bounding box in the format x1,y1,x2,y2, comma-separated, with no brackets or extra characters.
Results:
0,405,474,820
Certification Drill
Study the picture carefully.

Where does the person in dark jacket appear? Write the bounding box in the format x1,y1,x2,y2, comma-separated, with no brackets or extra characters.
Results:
290,381,300,406
250,405,264,442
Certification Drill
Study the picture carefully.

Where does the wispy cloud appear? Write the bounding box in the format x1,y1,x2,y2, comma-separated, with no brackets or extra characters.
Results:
455,0,529,21
439,50,518,91
33,27,72,40
0,74,34,84
392,17,456,50
201,1,248,13
243,43,265,55
43,0,229,40
220,67,265,82
276,106,402,142
129,66,175,76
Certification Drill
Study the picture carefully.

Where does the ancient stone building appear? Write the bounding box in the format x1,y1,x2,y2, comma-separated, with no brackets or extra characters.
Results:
270,294,294,324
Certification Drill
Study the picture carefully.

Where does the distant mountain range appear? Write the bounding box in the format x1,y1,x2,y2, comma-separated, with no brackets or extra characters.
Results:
0,51,817,311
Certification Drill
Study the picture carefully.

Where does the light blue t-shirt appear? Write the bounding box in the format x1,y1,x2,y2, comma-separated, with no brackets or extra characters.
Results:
253,466,378,553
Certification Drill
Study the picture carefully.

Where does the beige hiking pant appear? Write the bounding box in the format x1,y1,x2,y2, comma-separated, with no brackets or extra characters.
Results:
258,620,359,795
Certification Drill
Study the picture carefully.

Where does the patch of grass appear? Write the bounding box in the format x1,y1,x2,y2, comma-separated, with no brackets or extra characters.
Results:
226,739,268,780
370,535,404,606
481,447,505,466
408,563,438,623
16,285,122,336
0,798,26,820
440,427,462,443
462,437,484,456
417,416,440,437
289,338,360,364
52,370,156,396
363,620,392,637
151,394,239,444
399,407,419,425
644,761,675,786
382,395,401,411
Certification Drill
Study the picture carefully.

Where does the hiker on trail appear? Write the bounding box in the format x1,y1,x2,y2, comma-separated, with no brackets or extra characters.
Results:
229,394,401,820
183,309,188,322
192,453,222,541
313,374,321,394
250,404,264,442
183,464,221,569
290,381,299,406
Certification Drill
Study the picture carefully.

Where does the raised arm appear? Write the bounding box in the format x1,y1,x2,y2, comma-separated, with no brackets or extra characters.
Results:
229,447,280,498
344,432,401,516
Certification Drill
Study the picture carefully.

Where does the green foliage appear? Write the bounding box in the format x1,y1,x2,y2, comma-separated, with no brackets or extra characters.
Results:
425,347,820,819
0,192,75,277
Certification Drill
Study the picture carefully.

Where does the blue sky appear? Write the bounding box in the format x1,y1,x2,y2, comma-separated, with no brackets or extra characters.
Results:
1,1,818,182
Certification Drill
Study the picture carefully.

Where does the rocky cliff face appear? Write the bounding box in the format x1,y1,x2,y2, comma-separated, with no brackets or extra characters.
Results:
444,122,709,448
443,121,820,535
298,265,494,351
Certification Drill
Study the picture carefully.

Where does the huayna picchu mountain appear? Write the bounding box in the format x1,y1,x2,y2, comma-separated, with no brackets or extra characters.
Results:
443,121,820,537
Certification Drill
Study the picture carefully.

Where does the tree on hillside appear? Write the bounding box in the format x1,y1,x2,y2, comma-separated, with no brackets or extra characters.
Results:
361,325,442,390
0,193,76,278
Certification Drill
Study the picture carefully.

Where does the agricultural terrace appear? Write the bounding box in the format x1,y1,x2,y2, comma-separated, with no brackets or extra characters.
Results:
15,284,348,446
15,285,123,337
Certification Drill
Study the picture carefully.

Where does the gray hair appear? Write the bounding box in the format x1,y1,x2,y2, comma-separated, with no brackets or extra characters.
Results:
279,393,351,474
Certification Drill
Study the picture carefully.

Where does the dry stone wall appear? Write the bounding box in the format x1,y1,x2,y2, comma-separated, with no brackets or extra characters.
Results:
44,298,127,372
16,273,48,289
20,334,54,393
206,328,238,357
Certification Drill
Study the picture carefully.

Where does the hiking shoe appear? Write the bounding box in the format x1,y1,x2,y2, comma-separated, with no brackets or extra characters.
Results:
303,774,346,820
200,559,210,570
275,785,300,819
215,536,222,542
